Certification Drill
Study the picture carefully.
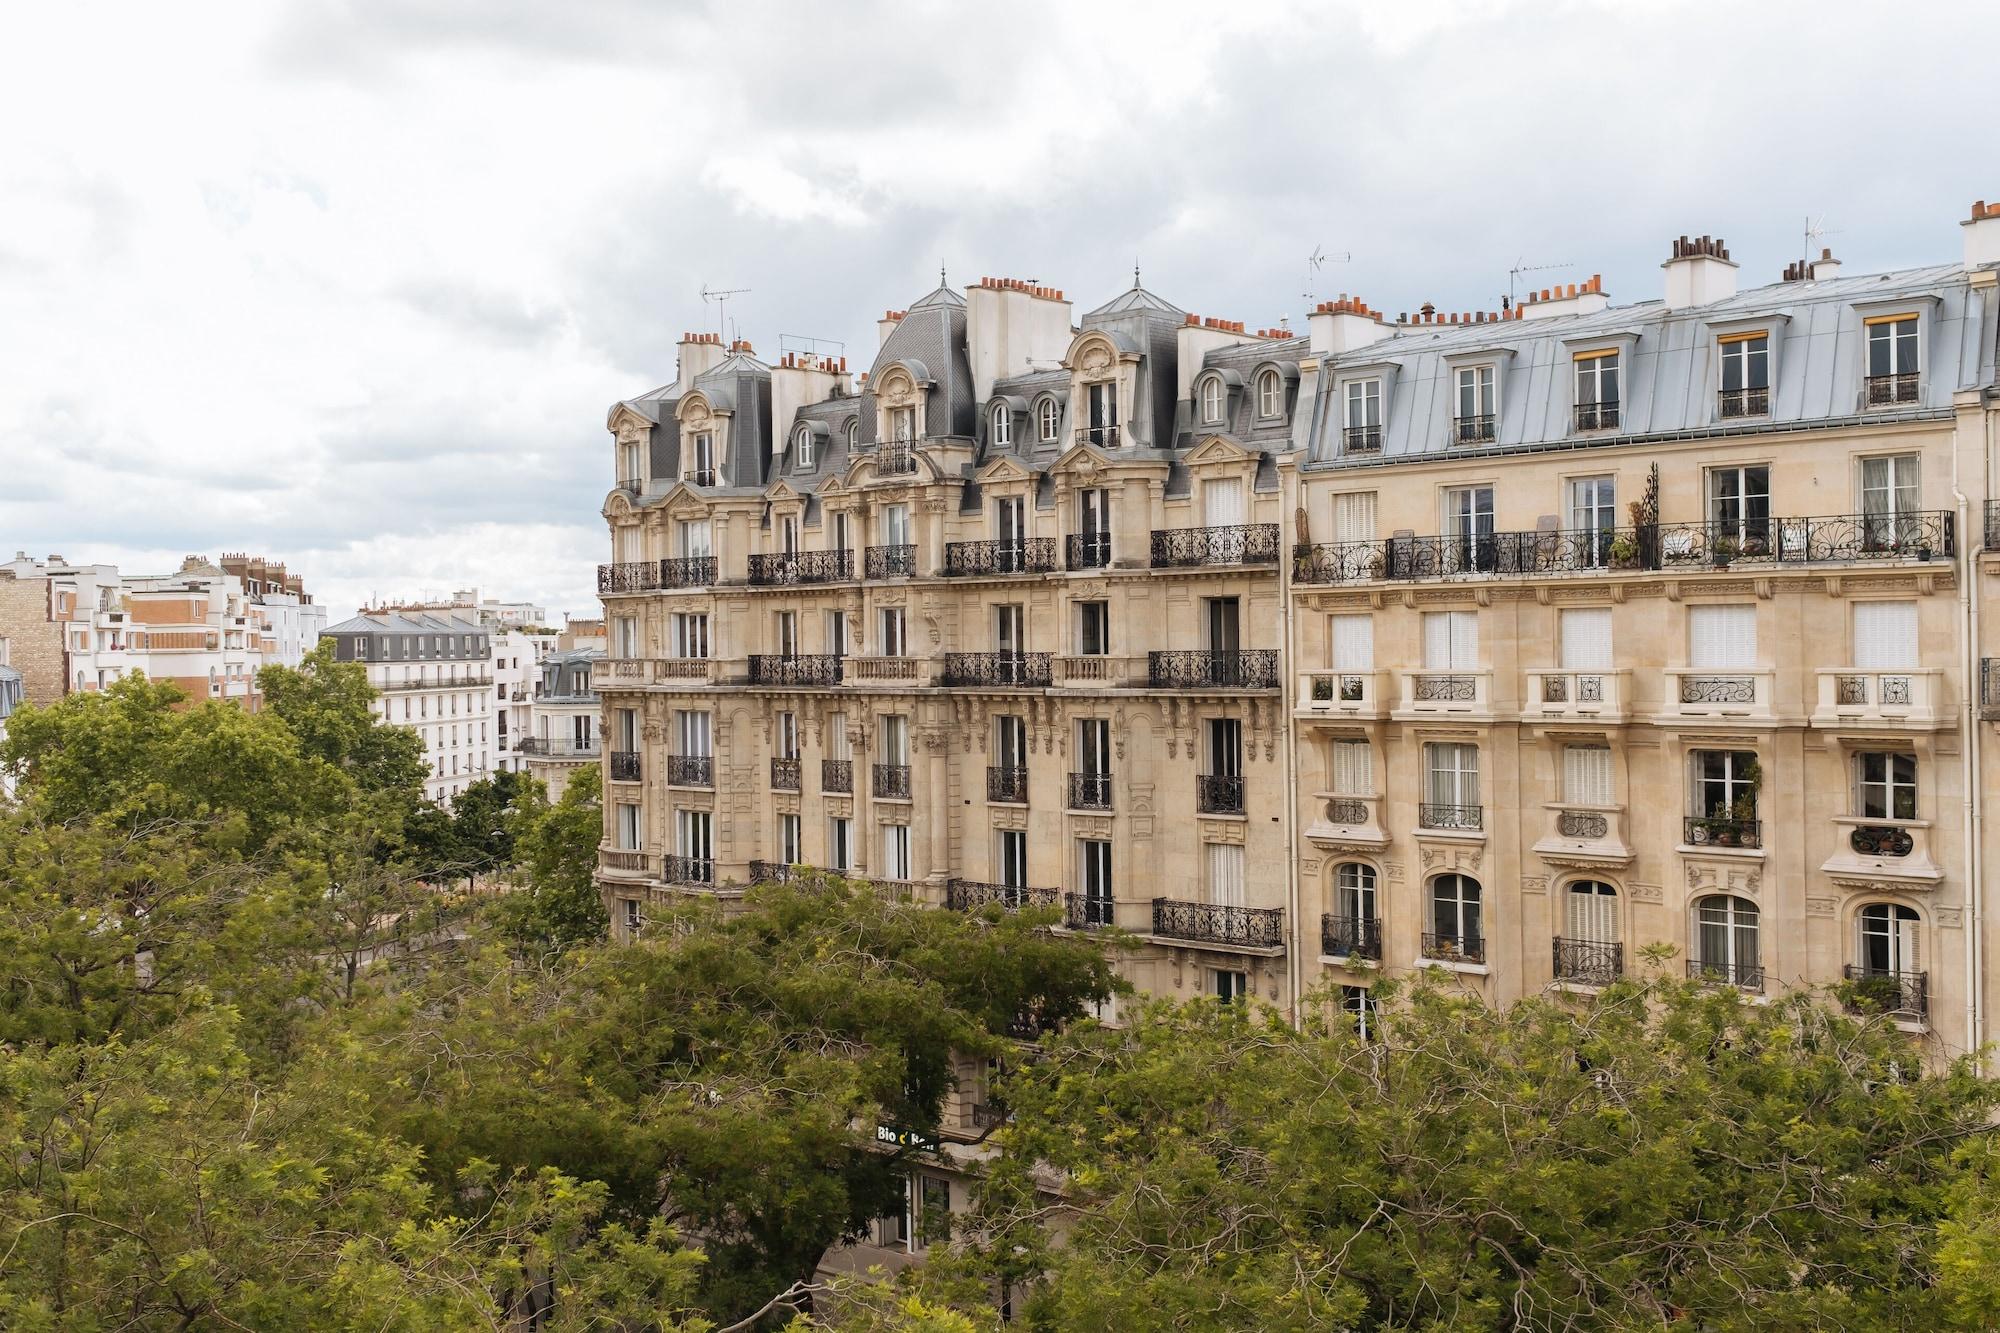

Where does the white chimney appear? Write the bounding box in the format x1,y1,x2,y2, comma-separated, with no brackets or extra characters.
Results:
1809,248,1842,281
966,277,1075,401
1174,313,1260,401
675,331,725,392
1964,199,2000,268
770,351,849,448
1518,275,1610,320
877,309,906,350
1306,295,1388,356
1661,237,1738,311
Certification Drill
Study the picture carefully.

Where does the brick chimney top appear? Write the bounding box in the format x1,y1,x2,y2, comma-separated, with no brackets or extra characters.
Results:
728,338,755,354
1184,314,1248,334
1971,199,1997,221
1669,235,1730,261
883,310,907,322
679,331,723,345
1313,294,1383,319
974,276,1064,300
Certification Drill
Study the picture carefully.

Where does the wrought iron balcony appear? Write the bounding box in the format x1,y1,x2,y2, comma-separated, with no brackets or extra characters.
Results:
1150,523,1281,568
1065,892,1115,930
1850,825,1914,857
1421,931,1484,965
941,652,1052,688
1841,965,1928,1019
986,765,1028,804
1152,898,1285,949
1986,500,2000,551
747,654,844,686
1412,674,1477,703
684,468,717,486
1718,386,1770,418
598,560,661,594
1321,913,1381,960
661,555,716,588
1684,815,1761,849
1196,773,1245,815
942,537,1058,577
747,549,852,585
1342,424,1382,454
1454,413,1496,445
515,737,599,757
748,860,801,884
873,763,912,799
864,544,917,579
616,475,645,493
946,879,1060,912
667,755,714,787
663,854,714,885
1984,659,2000,721
1573,400,1620,432
1075,424,1121,447
1418,803,1482,832
875,440,918,475
608,750,642,782
1556,809,1610,840
1148,649,1280,690
1553,937,1623,985
1865,372,1920,406
770,757,801,791
1066,531,1113,569
1067,771,1112,810
820,758,852,793
1676,673,1759,706
1688,957,1764,991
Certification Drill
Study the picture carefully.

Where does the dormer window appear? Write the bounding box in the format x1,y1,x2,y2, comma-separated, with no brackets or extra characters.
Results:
1865,315,1920,405
1343,379,1381,454
1037,397,1060,443
1573,351,1620,432
1718,333,1770,418
1200,376,1224,424
687,432,716,485
1454,366,1496,444
1255,368,1283,419
845,418,859,449
794,425,815,469
888,407,916,442
991,403,1012,448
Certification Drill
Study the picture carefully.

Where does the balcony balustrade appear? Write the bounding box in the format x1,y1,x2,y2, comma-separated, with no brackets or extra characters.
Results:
1683,815,1761,849
946,879,1060,912
1298,669,1386,716
1718,386,1770,418
667,755,714,787
1662,667,1775,723
663,854,715,885
661,555,716,588
865,544,917,579
1151,898,1285,949
1066,531,1113,569
1395,669,1493,719
1419,803,1483,832
820,758,853,793
1067,771,1112,810
1688,957,1764,991
656,657,715,683
1321,914,1382,961
847,656,922,684
747,654,844,686
1421,931,1485,965
1841,965,1929,1019
1065,892,1115,930
515,737,599,757
874,440,918,475
747,549,853,586
608,750,642,782
986,765,1028,804
770,757,801,791
1985,659,2000,721
942,538,1058,577
1986,500,2000,551
1553,937,1624,985
1453,413,1496,445
1075,424,1121,447
616,475,645,493
1342,424,1383,454
1523,668,1628,723
748,860,802,884
1573,400,1621,432
1057,654,1131,686
597,561,661,594
1196,773,1245,815
1148,649,1280,690
1150,523,1281,569
1812,668,1943,728
873,763,912,799
598,847,650,876
941,652,1052,688
1865,372,1920,406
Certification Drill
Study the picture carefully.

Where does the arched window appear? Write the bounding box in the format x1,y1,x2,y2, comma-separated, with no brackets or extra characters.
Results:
1427,874,1483,963
1858,902,1920,976
991,403,1012,448
1200,375,1224,424
794,425,815,469
845,418,859,449
1037,397,1060,443
1328,863,1380,960
1256,368,1283,418
1693,894,1761,989
1557,880,1622,984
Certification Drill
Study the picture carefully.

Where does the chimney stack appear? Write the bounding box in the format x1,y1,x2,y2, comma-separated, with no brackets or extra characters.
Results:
1307,294,1388,356
676,331,726,392
1964,198,2000,269
1517,274,1609,321
877,309,907,349
1660,235,1737,311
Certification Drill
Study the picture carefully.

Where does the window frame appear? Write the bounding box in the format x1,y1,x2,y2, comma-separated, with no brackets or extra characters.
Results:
1854,750,1918,820
990,403,1012,448
1199,375,1224,425
1255,368,1283,420
794,424,815,469
1036,396,1061,443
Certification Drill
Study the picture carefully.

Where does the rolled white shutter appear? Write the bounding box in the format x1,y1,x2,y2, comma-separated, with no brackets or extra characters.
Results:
1331,740,1373,795
1334,491,1377,543
1423,612,1476,669
1207,843,1245,906
1451,612,1479,669
1562,745,1613,805
1689,605,1756,668
1330,614,1374,670
1204,478,1245,527
1852,601,1917,668
1560,608,1613,669
1566,884,1619,943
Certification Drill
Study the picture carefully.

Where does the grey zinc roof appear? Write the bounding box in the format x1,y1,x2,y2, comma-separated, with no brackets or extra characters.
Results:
1303,262,1997,467
771,395,865,488
870,286,977,439
1179,335,1310,452
689,353,774,489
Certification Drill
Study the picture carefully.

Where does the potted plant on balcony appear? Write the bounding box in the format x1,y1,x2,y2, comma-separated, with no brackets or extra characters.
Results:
1710,534,1739,568
1608,533,1641,569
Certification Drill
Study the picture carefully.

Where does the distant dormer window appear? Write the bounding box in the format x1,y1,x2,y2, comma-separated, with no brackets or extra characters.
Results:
991,403,1012,447
845,418,859,449
688,432,716,485
1256,369,1283,419
1037,397,1060,443
1865,315,1920,405
794,425,815,469
1200,376,1224,424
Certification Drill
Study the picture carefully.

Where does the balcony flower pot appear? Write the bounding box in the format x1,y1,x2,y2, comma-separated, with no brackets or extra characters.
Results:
1608,535,1641,569
1710,537,1738,568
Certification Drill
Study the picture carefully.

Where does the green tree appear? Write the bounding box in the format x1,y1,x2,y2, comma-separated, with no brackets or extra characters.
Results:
493,763,604,952
257,641,426,801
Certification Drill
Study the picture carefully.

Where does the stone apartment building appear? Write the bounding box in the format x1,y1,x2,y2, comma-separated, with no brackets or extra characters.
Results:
594,200,2000,1057
322,610,495,804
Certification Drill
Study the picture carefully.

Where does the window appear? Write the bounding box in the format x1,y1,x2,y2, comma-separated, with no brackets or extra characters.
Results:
1573,350,1620,430
615,802,641,849
1078,839,1113,924
676,709,712,759
1085,381,1119,443
1559,607,1613,671
1213,969,1251,1003
828,816,852,871
671,613,709,659
1719,333,1770,417
618,438,644,488
997,829,1028,890
679,518,713,558
1343,379,1382,452
778,812,802,864
687,431,716,482
825,609,849,658
1865,315,1919,403
1200,375,1224,424
883,502,912,547
845,418,859,449
1422,610,1478,670
881,714,909,766
1555,740,1613,807
990,403,1011,447
1852,600,1917,668
1858,902,1920,976
1689,750,1759,841
1206,596,1241,652
1329,612,1373,671
1077,717,1111,776
1340,985,1379,1040
878,607,907,657
881,824,912,880
994,603,1024,658
1332,491,1376,543
1037,397,1061,442
778,513,800,554
1207,842,1245,907
1423,743,1480,824
622,899,642,936
1076,601,1109,656
1203,477,1245,530
1565,880,1619,944
1443,486,1495,571
1855,752,1917,820
612,615,638,658
1454,365,1496,443
773,610,798,657
1329,739,1373,796
1255,368,1283,418
794,424,815,468
1335,862,1377,925
1568,475,1616,564
1688,603,1756,669
917,1175,952,1248
1860,455,1922,547
776,711,799,759
877,1177,910,1249
1694,895,1760,986
887,407,915,442
1429,874,1483,959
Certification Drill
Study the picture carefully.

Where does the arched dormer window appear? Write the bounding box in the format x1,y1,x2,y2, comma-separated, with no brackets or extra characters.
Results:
1256,367,1283,419
845,418,859,449
794,424,815,469
1200,375,1224,425
992,403,1012,448
1037,397,1060,443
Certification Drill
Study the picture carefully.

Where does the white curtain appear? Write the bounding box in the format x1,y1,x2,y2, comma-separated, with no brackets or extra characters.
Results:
1565,883,1619,943
1423,611,1478,670
1207,843,1245,907
1333,491,1377,543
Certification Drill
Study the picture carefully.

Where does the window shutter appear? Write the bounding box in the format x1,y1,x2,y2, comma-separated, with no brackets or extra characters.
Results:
1899,912,1921,971
1565,883,1619,943
1422,612,1455,669
1330,614,1373,670
1207,843,1245,906
1562,745,1613,806
1559,608,1613,669
1852,601,1917,668
1333,491,1377,543
1204,478,1245,527
1448,611,1479,669
1330,740,1373,795
1689,605,1757,668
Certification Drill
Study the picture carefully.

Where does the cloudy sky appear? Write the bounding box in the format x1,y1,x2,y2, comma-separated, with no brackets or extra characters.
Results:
6,0,1997,620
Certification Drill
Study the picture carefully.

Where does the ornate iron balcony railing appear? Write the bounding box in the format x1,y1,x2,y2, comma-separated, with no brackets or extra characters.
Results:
1150,523,1281,568
946,879,1060,912
663,854,714,885
747,549,852,585
1067,771,1112,810
608,750,642,782
1419,803,1482,831
986,765,1028,804
1421,931,1485,965
877,441,918,475
1841,964,1928,1018
1557,809,1609,839
942,537,1058,577
1065,892,1115,930
1573,400,1620,432
1066,531,1113,569
1688,957,1764,991
1148,649,1280,689
1850,825,1913,857
770,757,801,791
684,468,717,486
1343,424,1382,454
1152,898,1285,948
1325,797,1370,825
1986,500,2000,551
941,652,1052,688
873,763,912,799
1684,816,1761,849
1553,937,1623,985
1679,675,1756,704
1412,673,1478,702
1454,413,1496,445
1075,424,1121,447
661,555,716,588
598,561,661,594
667,755,713,787
616,475,645,493
1865,372,1920,406
1982,658,2000,721
1321,914,1381,960
747,654,844,686
1196,773,1245,814
747,860,801,884
864,544,917,579
1718,386,1770,418
820,758,852,793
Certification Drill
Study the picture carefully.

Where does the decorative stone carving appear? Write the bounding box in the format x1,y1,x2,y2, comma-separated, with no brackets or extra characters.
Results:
1520,875,1547,895
1804,897,1837,917
1200,821,1245,845
1936,907,1964,928
1629,882,1664,903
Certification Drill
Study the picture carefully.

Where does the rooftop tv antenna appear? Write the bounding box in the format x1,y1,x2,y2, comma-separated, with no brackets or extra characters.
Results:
1507,258,1571,310
1802,215,1842,267
700,282,751,336
1302,245,1352,304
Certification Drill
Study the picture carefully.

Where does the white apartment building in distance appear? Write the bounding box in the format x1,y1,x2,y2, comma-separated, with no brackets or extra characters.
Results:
322,611,495,803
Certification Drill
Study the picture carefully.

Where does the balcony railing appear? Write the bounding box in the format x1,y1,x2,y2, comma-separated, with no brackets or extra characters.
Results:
1849,824,1914,858
1065,893,1115,930
1149,649,1280,690
1075,424,1121,447
608,750,642,782
940,652,1052,688
599,848,650,875
1679,674,1756,705
1343,424,1382,454
1196,773,1245,815
667,755,714,787
986,765,1028,804
1986,500,2000,551
1689,957,1764,991
1718,386,1770,418
515,737,599,757
1150,523,1281,568
684,467,717,486
616,475,645,493
821,758,852,793
747,860,802,884
1573,400,1620,432
1321,914,1381,960
1865,372,1920,406
1419,803,1482,832
770,757,801,791
660,555,716,588
1842,965,1929,1019
663,854,715,885
1152,898,1285,949
1454,413,1496,445
748,654,844,686
1421,932,1485,965
1684,816,1762,849
877,441,918,475
943,538,1058,577
865,544,917,579
1984,659,2000,721
747,549,852,585
946,879,1060,913
1553,937,1624,986
1067,771,1112,810
1066,531,1113,570
598,561,661,594
873,763,912,799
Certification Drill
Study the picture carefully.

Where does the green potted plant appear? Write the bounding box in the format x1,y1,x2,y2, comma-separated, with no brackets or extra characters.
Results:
1711,534,1739,567
1608,533,1641,569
